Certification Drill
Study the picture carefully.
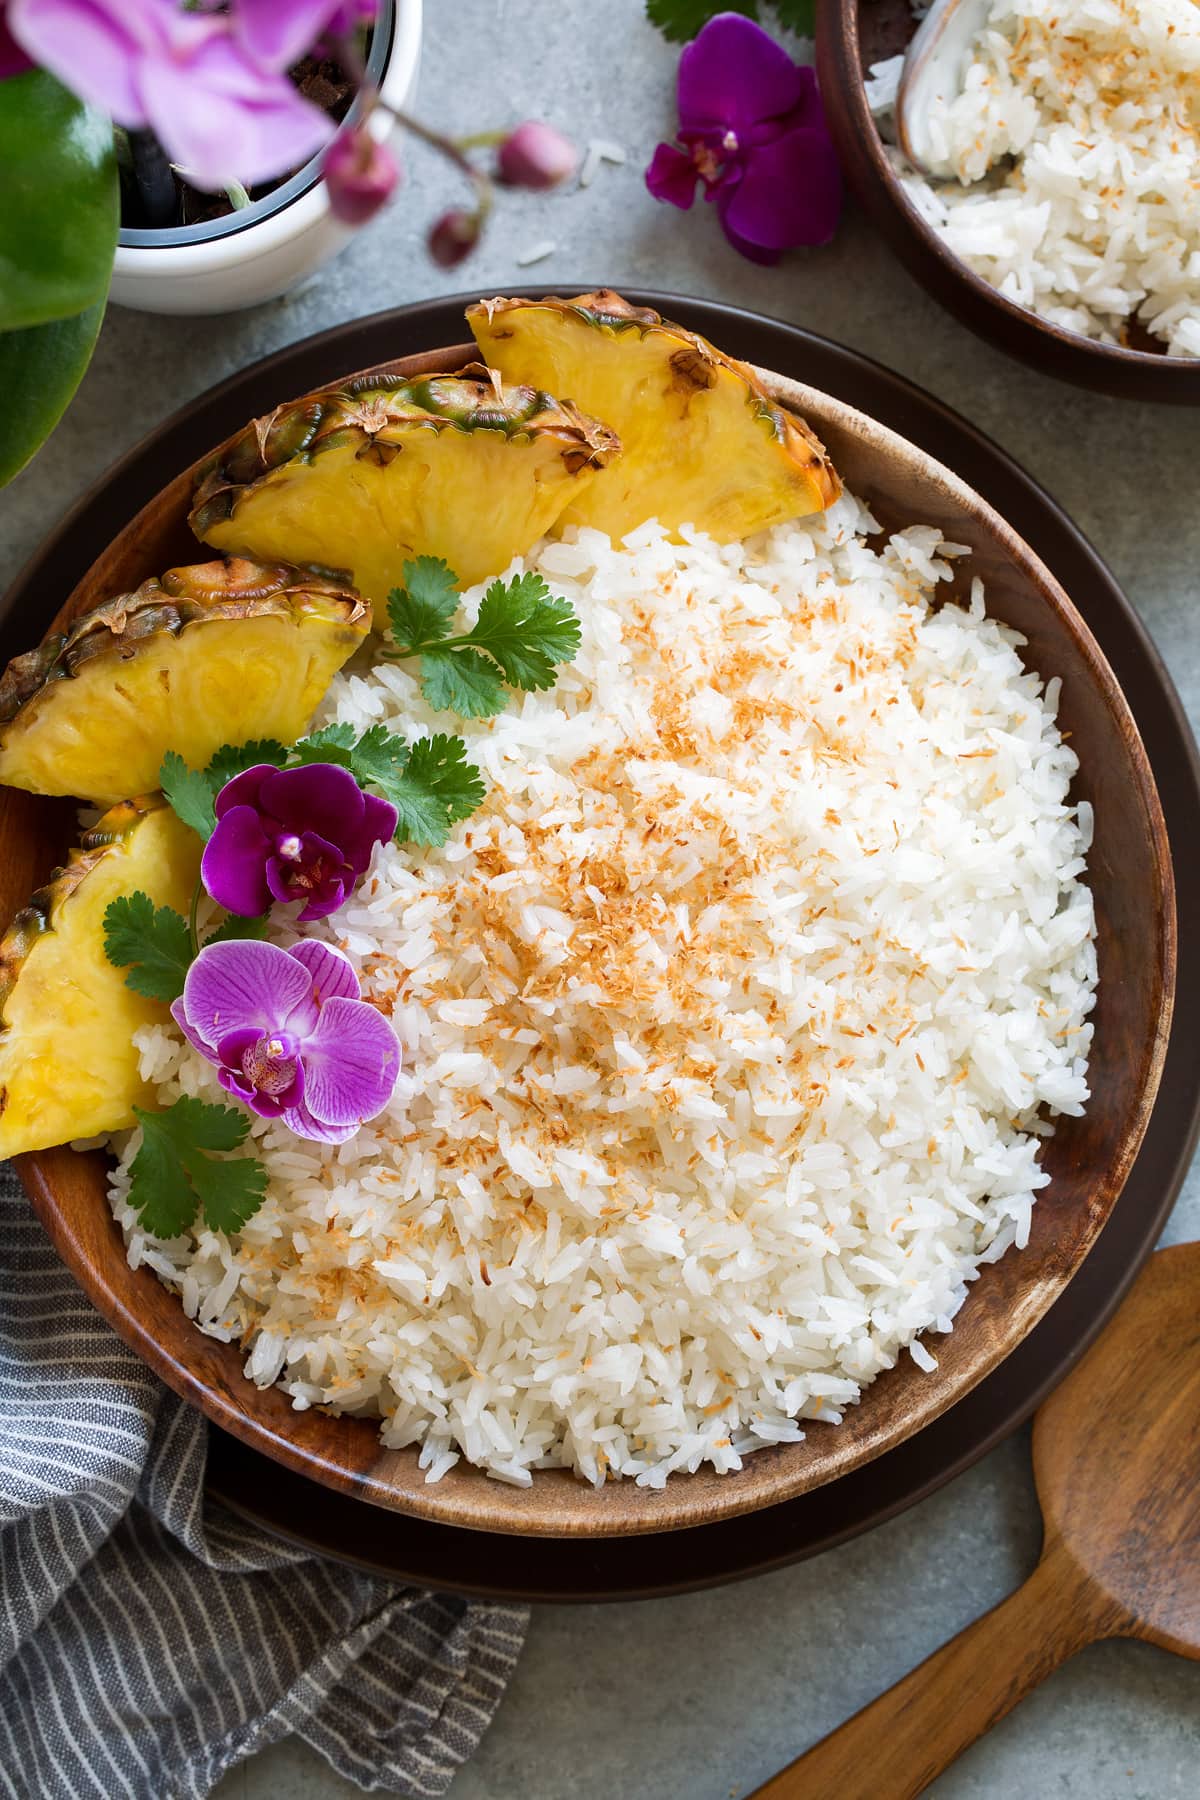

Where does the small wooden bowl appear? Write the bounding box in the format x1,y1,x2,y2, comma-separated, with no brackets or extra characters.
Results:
816,2,1200,404
4,342,1175,1537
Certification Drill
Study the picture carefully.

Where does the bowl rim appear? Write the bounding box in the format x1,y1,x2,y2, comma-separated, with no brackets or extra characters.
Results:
815,4,1200,383
7,335,1176,1538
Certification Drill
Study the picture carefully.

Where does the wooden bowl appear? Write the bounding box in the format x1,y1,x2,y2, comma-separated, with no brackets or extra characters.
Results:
4,340,1175,1537
816,1,1200,404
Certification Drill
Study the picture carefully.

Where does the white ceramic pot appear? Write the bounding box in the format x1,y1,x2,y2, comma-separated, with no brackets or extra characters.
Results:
109,0,421,317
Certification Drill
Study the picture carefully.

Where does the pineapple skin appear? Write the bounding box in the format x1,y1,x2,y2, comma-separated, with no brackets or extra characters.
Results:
0,796,201,1157
189,369,620,623
467,290,841,544
0,559,368,805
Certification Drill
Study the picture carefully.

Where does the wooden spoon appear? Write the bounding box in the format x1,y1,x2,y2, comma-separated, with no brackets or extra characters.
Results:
750,1242,1200,1800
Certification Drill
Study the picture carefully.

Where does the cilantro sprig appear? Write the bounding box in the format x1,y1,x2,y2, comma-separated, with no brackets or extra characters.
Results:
383,557,582,719
158,719,484,855
129,1097,267,1238
103,893,194,1003
646,0,814,43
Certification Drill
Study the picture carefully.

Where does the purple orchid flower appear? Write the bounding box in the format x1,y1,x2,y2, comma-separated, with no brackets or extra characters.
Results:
645,12,842,265
322,120,399,224
7,0,334,188
234,0,377,72
172,937,401,1144
203,762,397,923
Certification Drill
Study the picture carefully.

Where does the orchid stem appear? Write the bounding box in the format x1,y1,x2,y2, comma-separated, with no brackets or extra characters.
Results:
370,99,495,214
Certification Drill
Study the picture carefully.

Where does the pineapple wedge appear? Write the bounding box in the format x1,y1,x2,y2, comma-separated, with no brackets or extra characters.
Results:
190,370,620,622
0,796,201,1156
0,559,368,805
467,290,841,543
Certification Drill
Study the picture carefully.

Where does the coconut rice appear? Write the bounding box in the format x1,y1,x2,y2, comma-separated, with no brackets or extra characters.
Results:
109,495,1097,1489
867,0,1200,356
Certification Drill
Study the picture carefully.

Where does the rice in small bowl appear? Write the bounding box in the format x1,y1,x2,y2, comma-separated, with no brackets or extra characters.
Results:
867,0,1200,357
816,0,1200,398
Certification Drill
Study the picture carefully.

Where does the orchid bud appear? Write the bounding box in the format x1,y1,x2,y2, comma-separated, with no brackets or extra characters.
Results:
323,126,399,226
496,121,577,190
428,207,482,267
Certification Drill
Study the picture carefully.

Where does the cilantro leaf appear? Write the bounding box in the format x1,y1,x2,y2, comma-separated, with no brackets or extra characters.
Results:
343,725,484,846
103,893,194,1002
183,1144,269,1235
387,556,460,651
160,750,217,841
292,721,357,769
344,722,410,791
205,740,288,789
420,646,509,719
403,734,487,827
129,1109,199,1238
384,560,579,718
646,0,756,42
204,913,270,945
129,1097,266,1239
468,573,582,691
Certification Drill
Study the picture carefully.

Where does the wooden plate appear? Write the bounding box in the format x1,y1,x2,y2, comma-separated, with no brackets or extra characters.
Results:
0,292,1176,1539
815,1,1200,404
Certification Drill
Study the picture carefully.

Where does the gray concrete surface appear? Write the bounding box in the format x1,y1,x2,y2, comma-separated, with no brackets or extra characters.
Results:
3,2,1197,1795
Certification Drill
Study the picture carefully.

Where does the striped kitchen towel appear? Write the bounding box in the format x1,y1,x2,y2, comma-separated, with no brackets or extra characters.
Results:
0,1167,528,1799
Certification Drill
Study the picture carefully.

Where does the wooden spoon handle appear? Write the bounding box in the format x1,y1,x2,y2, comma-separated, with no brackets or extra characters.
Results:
749,1543,1108,1800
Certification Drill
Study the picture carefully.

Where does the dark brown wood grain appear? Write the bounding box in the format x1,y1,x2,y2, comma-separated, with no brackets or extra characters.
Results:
814,3,1200,404
749,1242,1200,1799
1,342,1175,1538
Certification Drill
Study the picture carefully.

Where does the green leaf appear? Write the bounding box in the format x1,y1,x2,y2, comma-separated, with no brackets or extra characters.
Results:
292,721,357,768
184,1146,269,1235
771,0,817,35
344,725,478,847
103,893,194,1003
129,1109,201,1239
420,647,508,719
646,0,757,42
0,299,105,489
160,751,217,841
467,573,582,691
129,1097,265,1239
387,557,460,651
205,740,288,789
204,913,270,945
345,722,412,791
0,72,118,331
404,734,487,826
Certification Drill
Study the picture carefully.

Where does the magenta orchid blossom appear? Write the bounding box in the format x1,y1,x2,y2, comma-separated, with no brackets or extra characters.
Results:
645,12,842,265
7,0,335,188
202,762,397,923
172,937,401,1144
234,0,376,71
322,119,399,223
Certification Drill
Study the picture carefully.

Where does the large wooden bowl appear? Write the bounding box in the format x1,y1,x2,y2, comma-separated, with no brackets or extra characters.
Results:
4,340,1175,1537
816,1,1200,405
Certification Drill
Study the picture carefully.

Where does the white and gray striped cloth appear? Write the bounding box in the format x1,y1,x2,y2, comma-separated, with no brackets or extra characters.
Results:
0,1167,528,1799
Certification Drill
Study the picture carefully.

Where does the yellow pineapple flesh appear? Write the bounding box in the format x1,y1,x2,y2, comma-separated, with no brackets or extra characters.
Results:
0,797,201,1156
190,370,620,623
468,290,841,544
0,559,369,806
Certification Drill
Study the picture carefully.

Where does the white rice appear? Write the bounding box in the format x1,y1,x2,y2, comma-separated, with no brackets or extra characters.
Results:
867,0,1200,355
109,495,1097,1489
